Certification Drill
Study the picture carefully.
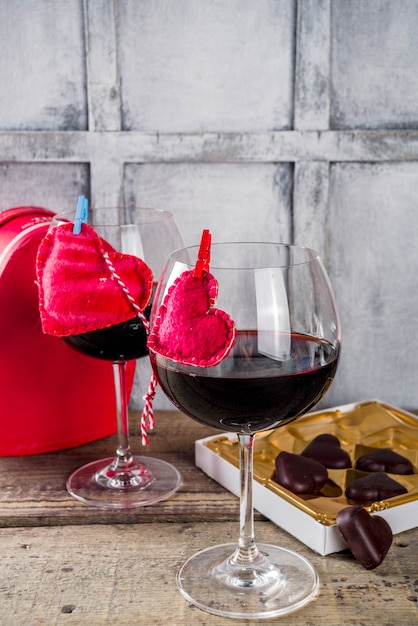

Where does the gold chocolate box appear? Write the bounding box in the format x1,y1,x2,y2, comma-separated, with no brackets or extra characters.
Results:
195,401,418,555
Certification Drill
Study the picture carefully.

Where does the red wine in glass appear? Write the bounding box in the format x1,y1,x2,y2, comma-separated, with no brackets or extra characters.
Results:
65,313,150,361
151,330,338,433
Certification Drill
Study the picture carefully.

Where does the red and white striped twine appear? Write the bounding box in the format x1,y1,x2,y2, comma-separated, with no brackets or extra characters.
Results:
100,247,156,444
102,250,150,331
141,373,157,446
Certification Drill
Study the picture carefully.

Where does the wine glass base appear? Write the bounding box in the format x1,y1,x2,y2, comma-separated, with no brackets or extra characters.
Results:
176,542,318,619
66,456,181,508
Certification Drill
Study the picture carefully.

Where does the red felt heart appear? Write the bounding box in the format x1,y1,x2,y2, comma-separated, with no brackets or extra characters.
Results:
36,223,153,336
148,269,235,367
336,505,393,570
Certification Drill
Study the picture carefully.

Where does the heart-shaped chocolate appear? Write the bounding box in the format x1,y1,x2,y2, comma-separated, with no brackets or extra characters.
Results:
274,451,328,494
355,448,414,475
345,471,407,502
36,223,153,336
336,505,393,569
301,433,351,469
148,269,235,367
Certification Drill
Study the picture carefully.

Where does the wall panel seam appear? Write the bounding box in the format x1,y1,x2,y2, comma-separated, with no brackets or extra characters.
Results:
0,131,417,163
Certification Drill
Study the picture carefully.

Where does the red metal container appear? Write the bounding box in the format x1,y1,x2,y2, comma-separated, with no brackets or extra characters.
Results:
0,207,134,455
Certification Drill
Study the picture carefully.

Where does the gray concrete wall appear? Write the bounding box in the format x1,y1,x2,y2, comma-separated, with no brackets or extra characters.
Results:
1,0,417,411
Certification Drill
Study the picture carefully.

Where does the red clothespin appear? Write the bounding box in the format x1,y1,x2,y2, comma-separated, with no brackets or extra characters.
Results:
193,229,211,278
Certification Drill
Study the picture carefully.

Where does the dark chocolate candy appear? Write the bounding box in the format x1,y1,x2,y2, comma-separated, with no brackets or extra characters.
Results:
301,434,351,469
274,451,328,494
336,505,392,570
355,448,414,475
345,471,407,501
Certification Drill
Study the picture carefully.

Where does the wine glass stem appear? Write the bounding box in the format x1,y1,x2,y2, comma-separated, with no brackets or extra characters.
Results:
112,361,134,467
233,433,259,564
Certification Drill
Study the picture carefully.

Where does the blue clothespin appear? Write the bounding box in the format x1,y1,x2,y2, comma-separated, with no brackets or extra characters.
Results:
73,195,89,234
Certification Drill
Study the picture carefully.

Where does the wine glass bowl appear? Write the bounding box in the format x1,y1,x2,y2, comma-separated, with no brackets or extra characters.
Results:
47,207,183,507
149,241,340,618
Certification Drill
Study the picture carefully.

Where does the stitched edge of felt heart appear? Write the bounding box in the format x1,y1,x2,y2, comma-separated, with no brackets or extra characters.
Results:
148,269,236,367
36,222,153,337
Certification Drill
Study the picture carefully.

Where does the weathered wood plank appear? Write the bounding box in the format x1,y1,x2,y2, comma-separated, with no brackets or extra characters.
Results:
84,0,121,131
0,1,87,131
0,412,244,527
1,130,418,163
0,162,89,212
117,0,295,133
0,522,416,625
89,157,124,209
294,0,331,130
325,162,418,410
124,162,293,247
331,0,418,130
293,160,330,259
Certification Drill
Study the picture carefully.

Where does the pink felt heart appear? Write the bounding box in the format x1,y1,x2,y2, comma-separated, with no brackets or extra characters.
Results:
148,269,235,367
336,505,393,570
36,222,153,336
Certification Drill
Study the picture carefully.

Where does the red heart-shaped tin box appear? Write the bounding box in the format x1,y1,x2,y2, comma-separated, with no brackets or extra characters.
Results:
0,207,134,455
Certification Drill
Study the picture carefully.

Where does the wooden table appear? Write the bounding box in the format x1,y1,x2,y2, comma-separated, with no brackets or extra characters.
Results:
0,410,416,625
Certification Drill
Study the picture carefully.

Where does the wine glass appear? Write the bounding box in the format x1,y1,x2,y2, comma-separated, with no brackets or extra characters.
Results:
51,208,183,508
149,242,341,619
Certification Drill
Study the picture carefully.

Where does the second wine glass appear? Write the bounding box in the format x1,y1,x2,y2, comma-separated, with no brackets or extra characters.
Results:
61,207,183,507
149,241,341,618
